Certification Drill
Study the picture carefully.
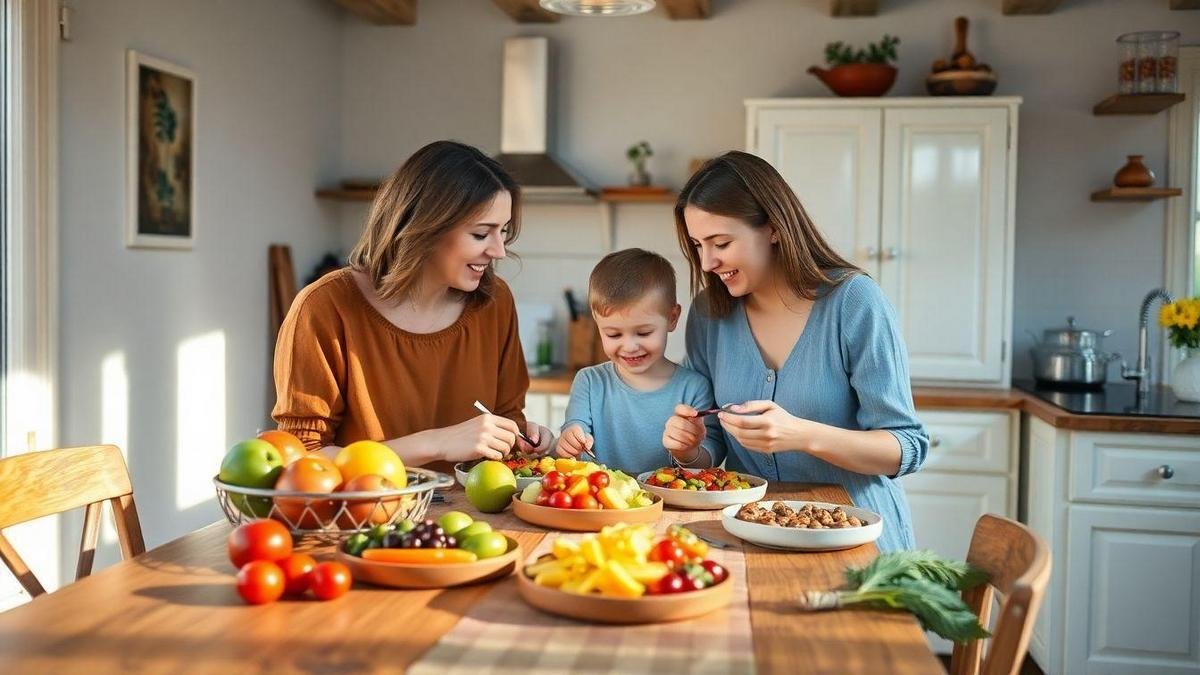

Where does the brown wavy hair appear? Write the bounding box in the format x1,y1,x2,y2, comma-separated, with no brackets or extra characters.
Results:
673,151,860,318
349,140,521,307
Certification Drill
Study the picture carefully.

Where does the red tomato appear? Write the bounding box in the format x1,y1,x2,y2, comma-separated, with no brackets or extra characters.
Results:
310,561,352,600
648,572,687,595
681,574,707,592
542,471,567,492
277,553,317,595
573,494,599,510
649,540,687,568
701,560,728,585
535,489,552,506
546,490,573,509
274,455,343,528
587,471,609,490
227,519,293,568
257,430,307,465
236,560,285,605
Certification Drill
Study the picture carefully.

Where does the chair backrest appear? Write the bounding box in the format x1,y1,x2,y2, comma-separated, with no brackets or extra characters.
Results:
0,445,145,597
950,514,1052,675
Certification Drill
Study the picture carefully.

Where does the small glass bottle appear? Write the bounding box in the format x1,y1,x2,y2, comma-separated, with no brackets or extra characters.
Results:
535,319,554,371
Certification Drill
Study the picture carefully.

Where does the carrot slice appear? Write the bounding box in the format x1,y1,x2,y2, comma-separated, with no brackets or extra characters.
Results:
361,548,479,564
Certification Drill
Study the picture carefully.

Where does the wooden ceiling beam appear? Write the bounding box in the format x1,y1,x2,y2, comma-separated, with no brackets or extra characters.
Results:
661,0,711,19
333,0,416,25
1002,0,1063,14
492,0,560,22
830,0,879,17
1170,0,1200,8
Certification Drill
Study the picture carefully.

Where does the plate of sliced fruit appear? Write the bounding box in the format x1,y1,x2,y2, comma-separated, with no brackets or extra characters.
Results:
336,512,521,589
637,467,768,510
513,460,661,531
517,524,732,624
721,500,882,551
455,455,552,491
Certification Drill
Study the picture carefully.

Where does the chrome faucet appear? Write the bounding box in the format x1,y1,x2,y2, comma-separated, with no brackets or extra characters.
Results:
1121,288,1174,398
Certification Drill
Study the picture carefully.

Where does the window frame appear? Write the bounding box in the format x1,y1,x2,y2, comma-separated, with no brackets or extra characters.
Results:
1164,46,1200,383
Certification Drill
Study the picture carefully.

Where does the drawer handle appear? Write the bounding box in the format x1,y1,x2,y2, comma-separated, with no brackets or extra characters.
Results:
1158,465,1175,480
930,436,943,448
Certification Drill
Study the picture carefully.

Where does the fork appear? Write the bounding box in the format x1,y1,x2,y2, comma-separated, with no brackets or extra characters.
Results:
693,403,758,418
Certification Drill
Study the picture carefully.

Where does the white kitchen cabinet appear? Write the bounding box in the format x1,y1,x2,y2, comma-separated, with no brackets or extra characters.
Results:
1024,416,1200,674
524,393,571,434
747,98,1019,387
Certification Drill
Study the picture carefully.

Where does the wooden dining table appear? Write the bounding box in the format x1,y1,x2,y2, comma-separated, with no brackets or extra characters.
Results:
0,482,943,674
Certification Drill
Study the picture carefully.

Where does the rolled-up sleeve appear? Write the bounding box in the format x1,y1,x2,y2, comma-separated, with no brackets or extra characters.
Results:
272,287,347,451
838,276,929,478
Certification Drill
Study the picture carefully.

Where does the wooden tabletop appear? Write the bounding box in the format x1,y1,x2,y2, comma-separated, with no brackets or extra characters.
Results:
0,483,943,674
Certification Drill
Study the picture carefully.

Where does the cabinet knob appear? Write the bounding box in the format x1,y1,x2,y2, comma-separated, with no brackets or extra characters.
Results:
1158,465,1175,480
865,246,880,260
883,246,900,260
930,436,943,448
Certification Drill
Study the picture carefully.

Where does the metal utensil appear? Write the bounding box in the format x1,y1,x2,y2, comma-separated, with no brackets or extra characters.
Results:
693,404,759,418
694,532,733,550
472,400,539,449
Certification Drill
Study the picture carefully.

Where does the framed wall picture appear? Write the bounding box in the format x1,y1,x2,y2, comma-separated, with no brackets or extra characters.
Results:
126,50,195,249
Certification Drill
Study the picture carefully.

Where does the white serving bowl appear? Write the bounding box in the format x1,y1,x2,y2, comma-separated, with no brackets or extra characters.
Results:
636,470,768,510
720,500,883,551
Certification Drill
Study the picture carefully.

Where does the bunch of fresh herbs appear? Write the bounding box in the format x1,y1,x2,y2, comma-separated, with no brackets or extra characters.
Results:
824,34,900,66
798,550,990,643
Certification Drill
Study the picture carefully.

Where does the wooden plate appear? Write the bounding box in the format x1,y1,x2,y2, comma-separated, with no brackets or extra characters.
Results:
336,536,521,589
510,495,663,532
636,470,768,510
516,570,732,624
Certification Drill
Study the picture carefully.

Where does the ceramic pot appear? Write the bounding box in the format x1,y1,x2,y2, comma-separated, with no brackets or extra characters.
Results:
1113,155,1155,188
1171,351,1200,402
807,64,897,97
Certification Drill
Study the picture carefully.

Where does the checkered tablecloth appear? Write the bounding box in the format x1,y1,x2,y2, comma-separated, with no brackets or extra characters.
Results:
409,512,754,675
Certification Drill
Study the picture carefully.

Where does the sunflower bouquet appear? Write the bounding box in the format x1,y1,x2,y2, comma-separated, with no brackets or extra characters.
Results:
1160,298,1200,350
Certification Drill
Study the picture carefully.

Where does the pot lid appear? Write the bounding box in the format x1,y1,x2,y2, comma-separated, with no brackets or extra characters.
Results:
1041,316,1112,349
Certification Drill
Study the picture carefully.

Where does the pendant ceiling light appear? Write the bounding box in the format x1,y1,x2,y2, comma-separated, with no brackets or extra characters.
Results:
539,0,656,17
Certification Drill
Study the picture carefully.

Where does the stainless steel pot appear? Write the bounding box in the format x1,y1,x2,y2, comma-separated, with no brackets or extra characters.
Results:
1029,317,1121,387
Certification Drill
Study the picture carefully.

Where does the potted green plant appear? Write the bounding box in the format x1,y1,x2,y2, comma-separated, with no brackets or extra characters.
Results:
626,141,653,187
808,34,899,97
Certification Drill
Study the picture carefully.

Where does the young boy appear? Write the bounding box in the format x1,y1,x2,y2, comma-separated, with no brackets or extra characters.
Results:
556,248,718,475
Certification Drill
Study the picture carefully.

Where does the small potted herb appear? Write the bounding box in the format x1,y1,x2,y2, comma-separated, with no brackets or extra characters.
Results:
626,140,653,187
808,34,900,97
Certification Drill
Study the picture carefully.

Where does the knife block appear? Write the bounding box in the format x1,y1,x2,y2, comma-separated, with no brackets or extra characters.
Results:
567,316,607,370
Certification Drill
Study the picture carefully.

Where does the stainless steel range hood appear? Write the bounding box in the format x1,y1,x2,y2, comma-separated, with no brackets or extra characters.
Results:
496,37,592,198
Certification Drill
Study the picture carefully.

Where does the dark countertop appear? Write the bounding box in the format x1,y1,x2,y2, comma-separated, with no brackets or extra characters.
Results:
1014,380,1200,420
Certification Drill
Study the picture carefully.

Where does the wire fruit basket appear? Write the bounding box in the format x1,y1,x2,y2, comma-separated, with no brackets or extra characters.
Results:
213,467,453,542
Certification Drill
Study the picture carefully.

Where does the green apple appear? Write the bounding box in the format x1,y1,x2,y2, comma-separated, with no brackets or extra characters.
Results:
460,531,509,559
219,439,285,517
464,461,516,514
436,511,474,536
456,521,492,540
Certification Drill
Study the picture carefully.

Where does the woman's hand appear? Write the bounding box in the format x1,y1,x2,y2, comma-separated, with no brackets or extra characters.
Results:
433,413,520,462
516,421,555,456
556,424,593,458
718,400,808,454
663,404,707,457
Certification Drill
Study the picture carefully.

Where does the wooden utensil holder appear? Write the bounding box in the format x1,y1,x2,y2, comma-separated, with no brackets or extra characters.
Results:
567,316,607,370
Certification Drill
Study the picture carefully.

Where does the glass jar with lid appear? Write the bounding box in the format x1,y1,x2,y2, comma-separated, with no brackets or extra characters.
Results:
1117,31,1181,94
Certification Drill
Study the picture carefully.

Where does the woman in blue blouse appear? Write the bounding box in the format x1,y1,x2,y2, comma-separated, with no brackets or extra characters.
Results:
662,151,928,552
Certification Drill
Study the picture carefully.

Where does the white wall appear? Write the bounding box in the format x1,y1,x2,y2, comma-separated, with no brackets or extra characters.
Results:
330,0,1200,381
53,0,343,582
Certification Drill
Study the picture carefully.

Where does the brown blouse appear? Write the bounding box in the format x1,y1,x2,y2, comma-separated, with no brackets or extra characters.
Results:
271,268,529,454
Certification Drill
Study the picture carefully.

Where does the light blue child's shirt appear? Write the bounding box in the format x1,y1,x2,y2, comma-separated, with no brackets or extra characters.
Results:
561,361,718,476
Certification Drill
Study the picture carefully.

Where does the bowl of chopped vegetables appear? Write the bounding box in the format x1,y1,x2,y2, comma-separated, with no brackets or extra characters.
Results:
637,467,767,510
455,456,551,492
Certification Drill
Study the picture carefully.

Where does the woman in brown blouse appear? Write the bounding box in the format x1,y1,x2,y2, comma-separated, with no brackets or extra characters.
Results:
272,141,553,465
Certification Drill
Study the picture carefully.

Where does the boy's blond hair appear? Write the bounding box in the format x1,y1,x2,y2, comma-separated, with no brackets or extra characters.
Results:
588,248,677,317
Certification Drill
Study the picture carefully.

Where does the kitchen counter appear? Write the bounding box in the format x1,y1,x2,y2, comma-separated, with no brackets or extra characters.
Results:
529,370,1200,434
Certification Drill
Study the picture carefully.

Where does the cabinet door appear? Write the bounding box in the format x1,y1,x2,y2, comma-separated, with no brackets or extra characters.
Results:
900,471,1009,654
523,394,550,431
1066,505,1200,674
751,107,882,275
548,394,571,433
881,107,1009,383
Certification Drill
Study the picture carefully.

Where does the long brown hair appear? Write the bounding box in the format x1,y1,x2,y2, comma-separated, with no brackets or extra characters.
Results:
348,140,521,306
673,151,860,318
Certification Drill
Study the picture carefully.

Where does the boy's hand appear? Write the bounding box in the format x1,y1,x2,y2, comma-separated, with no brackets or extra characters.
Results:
556,424,594,458
663,404,706,455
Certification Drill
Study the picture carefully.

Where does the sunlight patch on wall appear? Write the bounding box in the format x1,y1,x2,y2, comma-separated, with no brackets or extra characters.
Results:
175,332,226,510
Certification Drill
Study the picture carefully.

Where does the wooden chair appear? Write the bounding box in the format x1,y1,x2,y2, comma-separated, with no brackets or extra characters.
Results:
950,514,1052,675
0,445,145,597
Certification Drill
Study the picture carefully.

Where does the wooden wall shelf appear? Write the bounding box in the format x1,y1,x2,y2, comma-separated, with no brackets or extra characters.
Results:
1002,0,1062,14
661,0,711,19
830,0,878,16
332,0,415,25
1090,187,1183,202
1093,93,1186,115
491,0,559,23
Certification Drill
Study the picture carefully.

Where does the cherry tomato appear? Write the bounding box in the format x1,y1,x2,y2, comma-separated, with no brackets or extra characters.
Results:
587,471,609,491
227,519,293,569
701,560,728,585
547,490,573,509
573,494,599,510
542,471,567,492
681,573,707,592
649,540,687,568
655,572,688,594
277,553,317,595
535,490,552,506
310,561,352,600
236,560,285,605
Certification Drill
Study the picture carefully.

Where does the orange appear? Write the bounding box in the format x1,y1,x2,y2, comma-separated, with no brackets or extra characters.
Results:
257,430,307,465
334,440,406,487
